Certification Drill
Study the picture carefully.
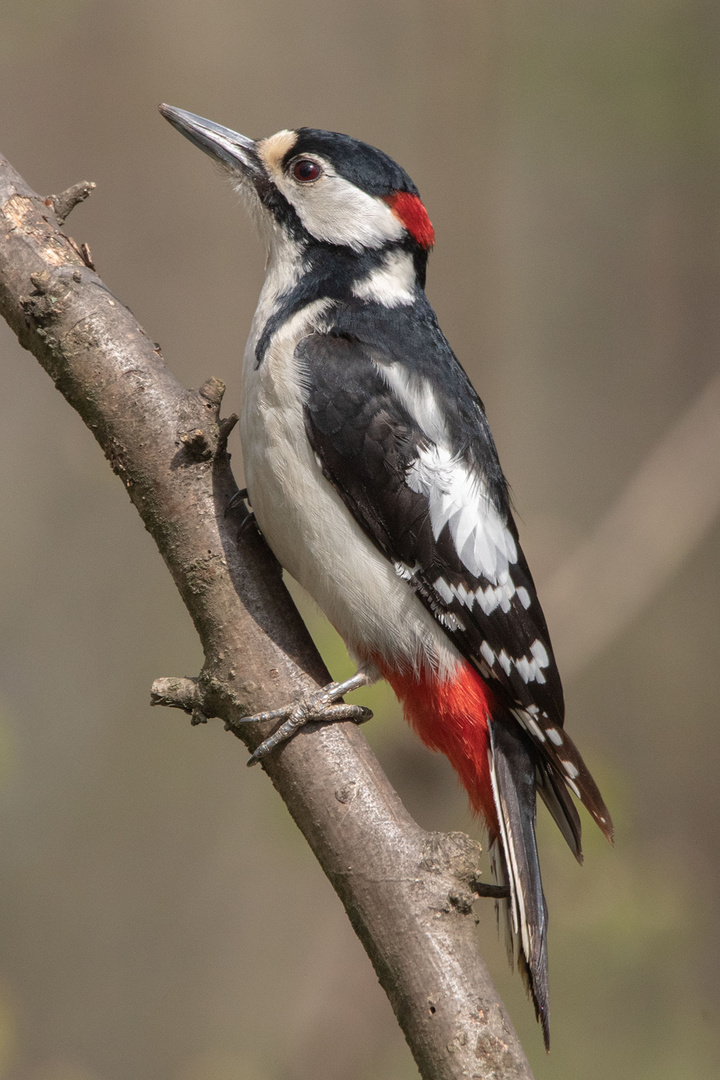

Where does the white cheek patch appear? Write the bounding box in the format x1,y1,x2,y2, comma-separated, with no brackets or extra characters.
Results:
274,168,406,251
406,442,518,583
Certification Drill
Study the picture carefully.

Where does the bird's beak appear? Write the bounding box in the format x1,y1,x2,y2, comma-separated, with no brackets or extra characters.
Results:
159,104,263,179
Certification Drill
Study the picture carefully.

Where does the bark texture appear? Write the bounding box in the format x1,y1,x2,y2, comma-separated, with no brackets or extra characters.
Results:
0,152,535,1080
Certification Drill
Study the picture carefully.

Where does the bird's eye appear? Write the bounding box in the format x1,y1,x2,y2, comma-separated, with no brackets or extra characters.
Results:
292,158,322,183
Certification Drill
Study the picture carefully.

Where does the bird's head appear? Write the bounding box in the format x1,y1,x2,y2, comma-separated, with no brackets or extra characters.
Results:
160,106,434,278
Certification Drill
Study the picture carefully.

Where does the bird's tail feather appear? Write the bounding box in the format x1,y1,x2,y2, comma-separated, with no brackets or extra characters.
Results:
488,720,550,1050
536,760,583,863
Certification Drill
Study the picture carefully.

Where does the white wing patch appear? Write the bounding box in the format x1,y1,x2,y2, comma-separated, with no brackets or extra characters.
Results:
397,410,552,691
406,442,518,583
371,362,518,585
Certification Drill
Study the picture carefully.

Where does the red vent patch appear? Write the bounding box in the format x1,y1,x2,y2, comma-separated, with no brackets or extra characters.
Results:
384,191,435,249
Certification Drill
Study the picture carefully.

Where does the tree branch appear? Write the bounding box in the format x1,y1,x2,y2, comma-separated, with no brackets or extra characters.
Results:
0,150,535,1080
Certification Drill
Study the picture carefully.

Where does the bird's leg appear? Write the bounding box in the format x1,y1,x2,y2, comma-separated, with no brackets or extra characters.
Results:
234,671,374,766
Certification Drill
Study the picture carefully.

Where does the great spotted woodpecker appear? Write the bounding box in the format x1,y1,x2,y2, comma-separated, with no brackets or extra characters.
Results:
160,104,613,1048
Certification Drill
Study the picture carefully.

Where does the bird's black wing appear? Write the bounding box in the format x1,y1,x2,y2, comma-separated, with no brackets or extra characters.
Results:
296,310,611,844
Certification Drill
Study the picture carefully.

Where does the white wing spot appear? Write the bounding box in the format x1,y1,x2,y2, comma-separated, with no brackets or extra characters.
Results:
456,582,475,609
476,584,499,615
499,576,515,612
475,577,516,616
480,640,495,666
516,586,531,609
439,611,466,631
433,576,454,604
531,639,549,668
486,642,551,685
527,718,547,743
515,656,531,683
562,760,580,779
498,650,513,676
546,727,564,746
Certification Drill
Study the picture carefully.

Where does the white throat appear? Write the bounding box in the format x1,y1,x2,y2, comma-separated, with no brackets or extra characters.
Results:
244,228,306,363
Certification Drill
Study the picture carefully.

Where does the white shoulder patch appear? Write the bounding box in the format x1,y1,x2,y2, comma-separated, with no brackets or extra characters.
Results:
376,364,448,445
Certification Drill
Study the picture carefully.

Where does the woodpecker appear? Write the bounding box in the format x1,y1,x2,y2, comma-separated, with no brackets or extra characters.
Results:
160,104,613,1048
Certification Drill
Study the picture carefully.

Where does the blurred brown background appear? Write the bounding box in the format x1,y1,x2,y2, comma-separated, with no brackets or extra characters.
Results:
1,2,719,1078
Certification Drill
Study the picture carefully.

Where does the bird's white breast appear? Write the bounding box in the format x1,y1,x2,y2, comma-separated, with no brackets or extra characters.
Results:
240,295,461,681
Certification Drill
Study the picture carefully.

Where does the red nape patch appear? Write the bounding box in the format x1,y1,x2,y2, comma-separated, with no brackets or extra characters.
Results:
374,658,498,832
384,191,435,249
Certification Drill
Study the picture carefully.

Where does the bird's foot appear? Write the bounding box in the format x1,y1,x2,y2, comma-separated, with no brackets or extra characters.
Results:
236,672,373,766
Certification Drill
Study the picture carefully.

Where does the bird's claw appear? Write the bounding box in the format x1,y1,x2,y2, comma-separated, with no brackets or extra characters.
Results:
235,678,373,766
225,487,249,516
